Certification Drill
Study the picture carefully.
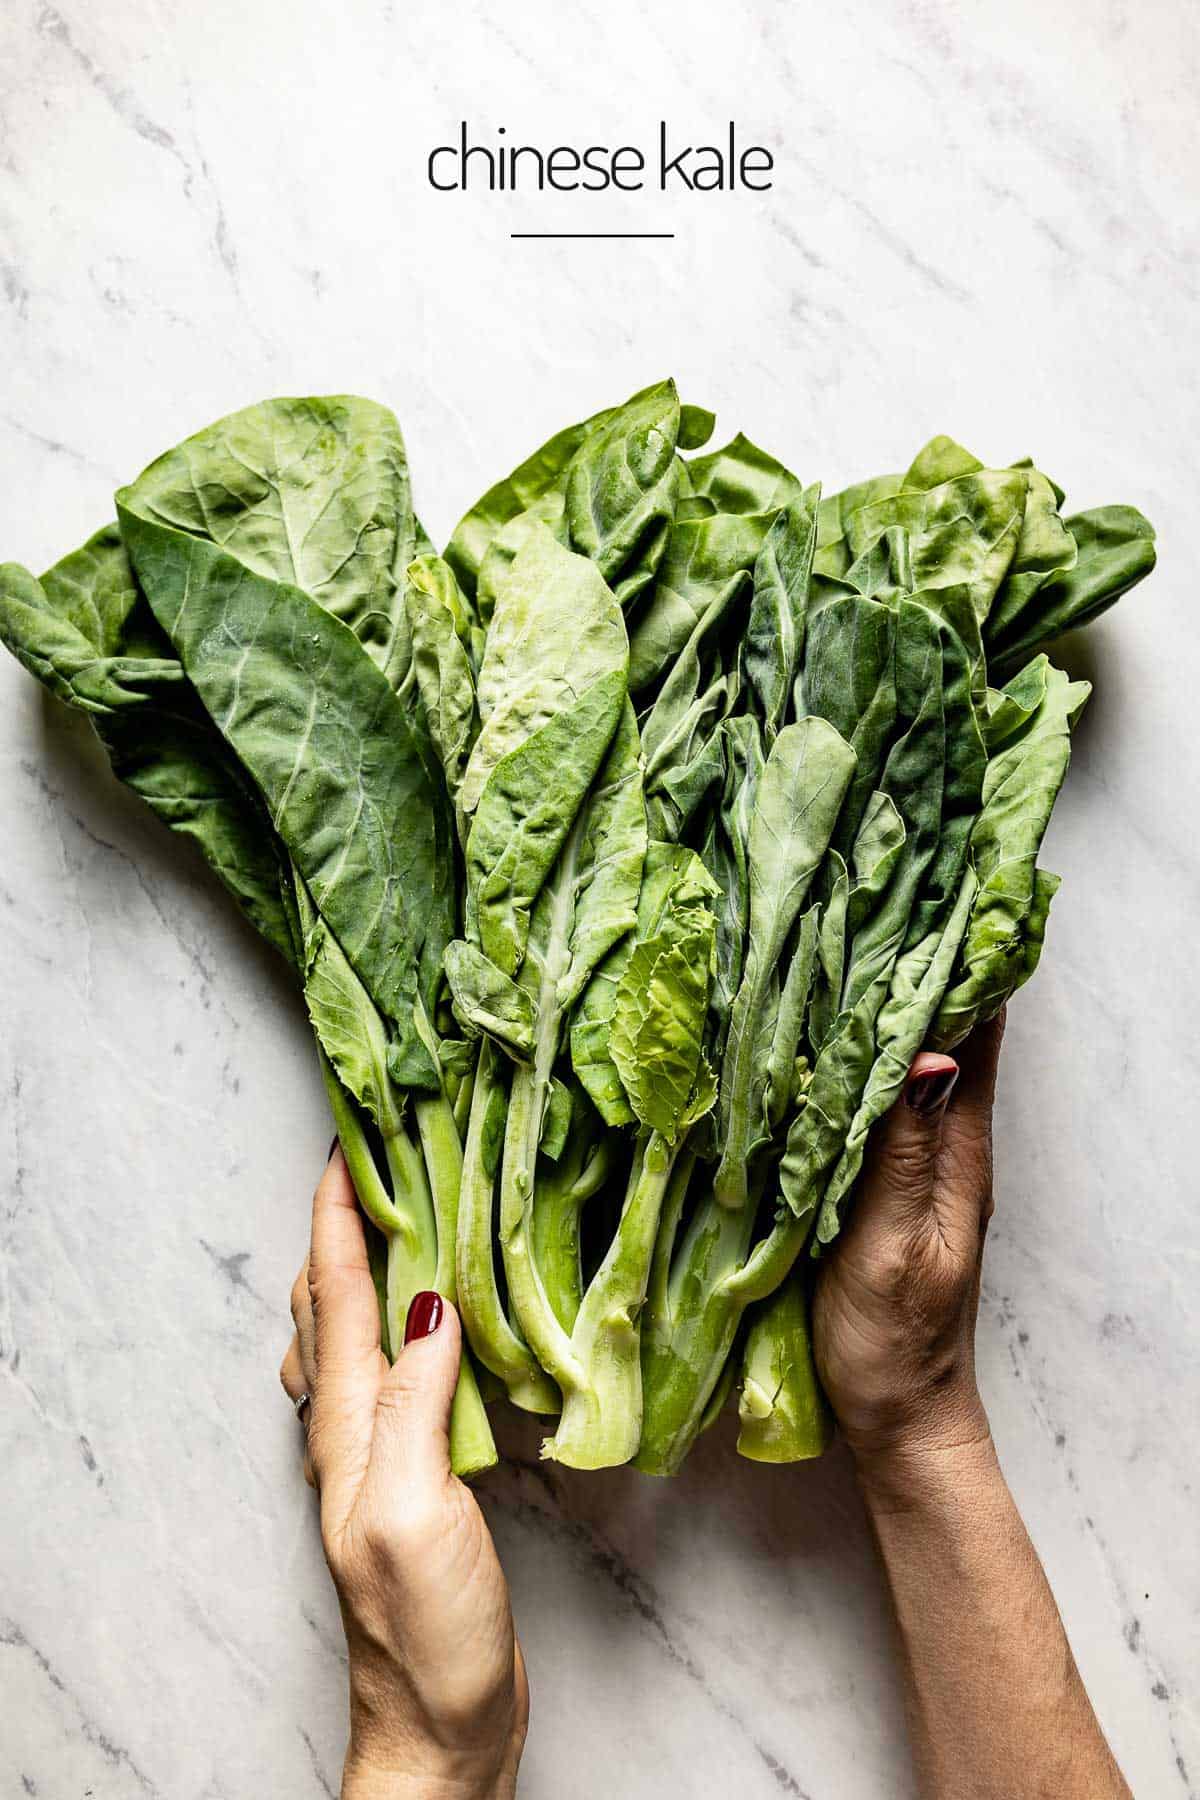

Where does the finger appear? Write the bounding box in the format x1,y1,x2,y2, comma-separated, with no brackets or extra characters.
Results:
855,1049,961,1231
290,1259,317,1390
308,1149,383,1374
368,1291,463,1500
280,1338,319,1488
306,1149,386,1499
933,1008,1006,1243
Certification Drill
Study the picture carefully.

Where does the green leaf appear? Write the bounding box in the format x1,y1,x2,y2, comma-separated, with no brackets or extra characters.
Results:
627,507,765,694
444,939,536,1059
610,929,716,1145
740,489,819,743
445,404,612,598
901,436,982,490
812,865,978,1245
119,395,424,691
800,595,897,855
405,553,479,814
713,717,857,1207
987,505,1156,680
539,1076,575,1162
931,657,1089,1047
293,874,402,1140
763,905,820,1131
699,717,764,1046
0,531,298,966
563,379,683,609
844,469,1028,629
570,842,717,1126
558,700,648,1009
984,468,1077,645
458,526,629,975
117,495,452,1086
685,432,804,515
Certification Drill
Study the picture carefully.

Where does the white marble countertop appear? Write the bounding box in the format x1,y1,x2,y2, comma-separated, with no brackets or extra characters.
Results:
1,1,1196,1794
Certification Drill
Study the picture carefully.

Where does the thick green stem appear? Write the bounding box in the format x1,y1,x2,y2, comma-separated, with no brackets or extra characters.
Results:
320,1055,414,1243
412,1015,498,1478
645,1147,696,1326
635,1177,762,1477
720,1207,810,1303
531,1167,585,1334
530,1131,614,1334
546,1131,680,1469
737,1272,833,1464
455,1041,559,1413
322,1047,497,1479
499,1065,584,1396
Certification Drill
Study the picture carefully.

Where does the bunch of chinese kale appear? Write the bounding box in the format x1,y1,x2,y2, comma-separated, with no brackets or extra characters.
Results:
0,384,1155,1478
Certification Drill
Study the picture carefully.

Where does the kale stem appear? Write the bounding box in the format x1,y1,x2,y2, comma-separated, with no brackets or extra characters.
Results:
736,1271,833,1464
546,1129,681,1468
499,1064,585,1396
455,1040,559,1413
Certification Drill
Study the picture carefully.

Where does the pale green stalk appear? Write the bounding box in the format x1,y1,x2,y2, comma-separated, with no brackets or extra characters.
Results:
455,1041,559,1413
546,1130,683,1468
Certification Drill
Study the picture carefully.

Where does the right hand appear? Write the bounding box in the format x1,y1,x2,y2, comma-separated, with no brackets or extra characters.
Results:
813,1012,1004,1471
280,1151,528,1799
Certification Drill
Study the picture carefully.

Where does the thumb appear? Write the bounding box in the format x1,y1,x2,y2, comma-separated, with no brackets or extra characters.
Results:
371,1292,463,1494
857,1050,960,1225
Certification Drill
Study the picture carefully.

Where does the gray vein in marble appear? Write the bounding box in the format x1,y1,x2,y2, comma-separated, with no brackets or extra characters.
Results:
299,1727,338,1799
983,1279,1194,1797
488,1458,816,1799
1,1618,162,1796
0,412,118,482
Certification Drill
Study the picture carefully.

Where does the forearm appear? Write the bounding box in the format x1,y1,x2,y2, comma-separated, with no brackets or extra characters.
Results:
857,1434,1129,1800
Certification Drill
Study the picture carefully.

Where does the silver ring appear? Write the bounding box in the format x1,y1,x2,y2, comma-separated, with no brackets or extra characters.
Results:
294,1392,312,1426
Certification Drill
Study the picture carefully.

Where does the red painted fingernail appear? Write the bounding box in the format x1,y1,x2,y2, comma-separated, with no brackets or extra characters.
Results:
905,1066,959,1117
404,1291,444,1344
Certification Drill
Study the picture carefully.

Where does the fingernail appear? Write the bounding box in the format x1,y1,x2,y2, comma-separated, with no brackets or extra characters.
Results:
328,1136,339,1161
905,1066,959,1117
404,1291,444,1344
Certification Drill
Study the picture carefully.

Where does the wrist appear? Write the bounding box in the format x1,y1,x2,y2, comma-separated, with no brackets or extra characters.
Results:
852,1415,998,1519
342,1753,516,1800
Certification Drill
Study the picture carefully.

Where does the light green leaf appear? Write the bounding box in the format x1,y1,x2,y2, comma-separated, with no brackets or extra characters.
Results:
563,379,683,608
445,404,612,597
120,395,423,690
405,553,478,815
570,843,717,1125
459,527,628,975
444,939,536,1059
610,928,715,1145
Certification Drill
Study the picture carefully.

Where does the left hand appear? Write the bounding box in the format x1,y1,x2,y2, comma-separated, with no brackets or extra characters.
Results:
813,1014,1004,1470
280,1149,528,1799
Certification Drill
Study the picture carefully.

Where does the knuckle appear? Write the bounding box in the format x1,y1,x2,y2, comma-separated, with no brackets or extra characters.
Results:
306,1266,359,1317
880,1135,937,1200
290,1274,308,1323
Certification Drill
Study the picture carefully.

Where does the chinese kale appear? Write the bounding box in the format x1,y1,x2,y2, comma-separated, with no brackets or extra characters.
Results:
0,384,1155,1477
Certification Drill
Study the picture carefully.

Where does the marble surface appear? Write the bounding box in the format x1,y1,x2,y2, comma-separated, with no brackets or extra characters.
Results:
1,0,1197,1793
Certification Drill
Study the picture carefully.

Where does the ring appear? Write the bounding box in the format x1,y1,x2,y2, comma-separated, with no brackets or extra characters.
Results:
294,1392,312,1427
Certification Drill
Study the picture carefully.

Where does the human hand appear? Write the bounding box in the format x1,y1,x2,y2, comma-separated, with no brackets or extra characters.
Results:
280,1150,528,1800
813,1012,1005,1474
